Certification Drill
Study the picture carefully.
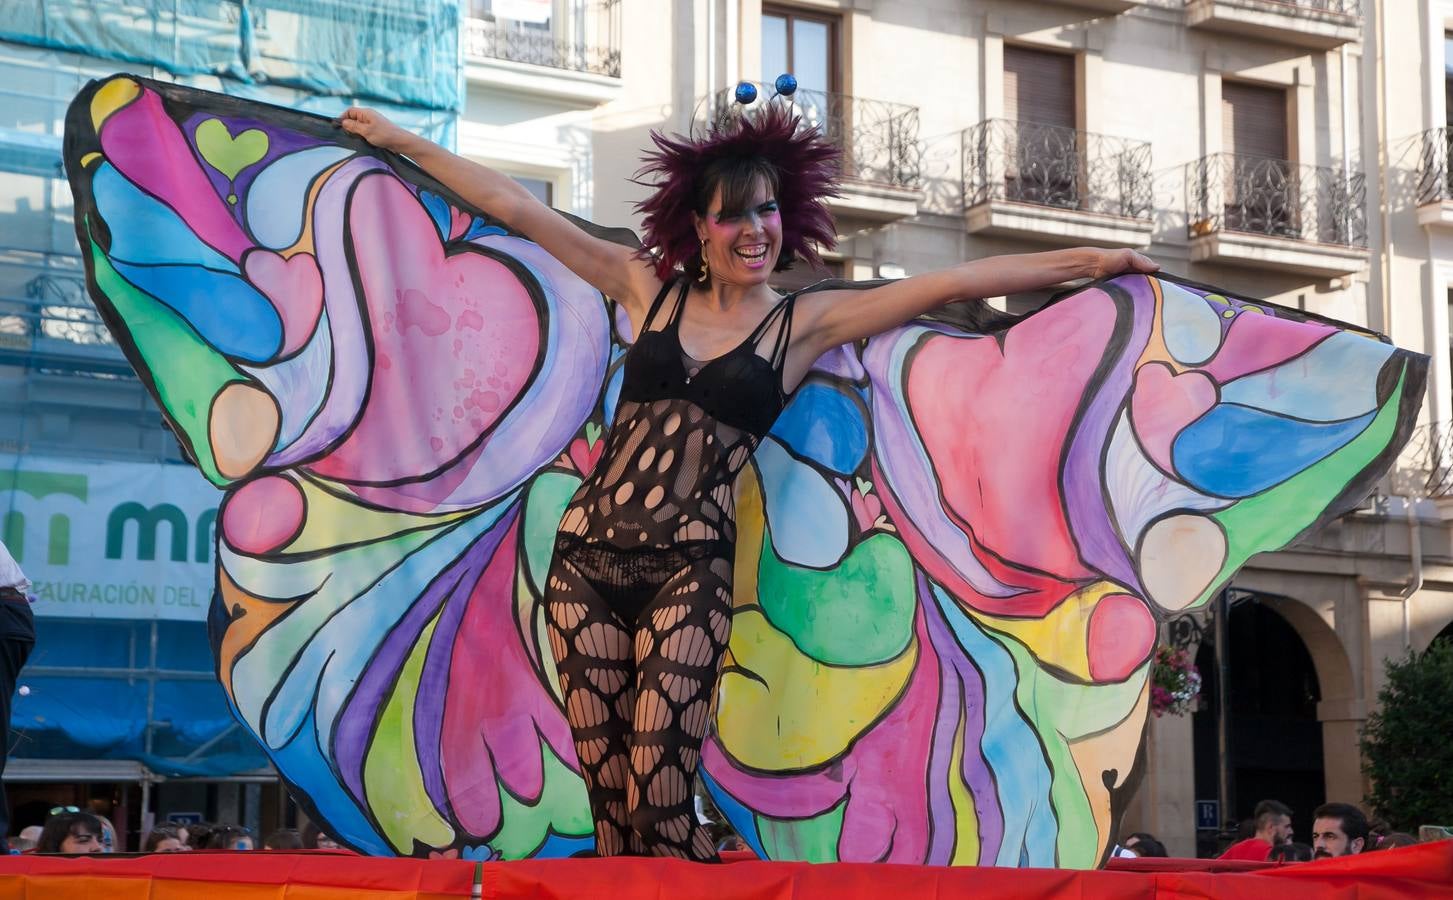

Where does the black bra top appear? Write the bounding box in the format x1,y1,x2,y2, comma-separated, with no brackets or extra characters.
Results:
618,279,797,439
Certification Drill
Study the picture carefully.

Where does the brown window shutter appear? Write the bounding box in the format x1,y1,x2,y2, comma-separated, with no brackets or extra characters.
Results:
1222,81,1288,161
1004,46,1075,129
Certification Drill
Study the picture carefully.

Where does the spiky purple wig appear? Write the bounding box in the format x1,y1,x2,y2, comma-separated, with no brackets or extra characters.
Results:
633,103,841,281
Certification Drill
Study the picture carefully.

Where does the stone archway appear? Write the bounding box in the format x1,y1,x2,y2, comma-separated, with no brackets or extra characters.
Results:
1433,618,1453,648
1254,594,1364,811
1257,595,1357,706
1190,591,1362,851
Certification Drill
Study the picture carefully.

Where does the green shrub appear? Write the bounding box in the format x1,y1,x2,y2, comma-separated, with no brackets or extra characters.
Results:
1360,638,1453,832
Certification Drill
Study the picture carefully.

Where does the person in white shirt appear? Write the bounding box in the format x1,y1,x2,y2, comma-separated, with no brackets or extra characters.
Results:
0,540,35,854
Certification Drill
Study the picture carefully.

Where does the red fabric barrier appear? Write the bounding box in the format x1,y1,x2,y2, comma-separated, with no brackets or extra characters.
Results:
1,840,1448,899
480,840,1452,899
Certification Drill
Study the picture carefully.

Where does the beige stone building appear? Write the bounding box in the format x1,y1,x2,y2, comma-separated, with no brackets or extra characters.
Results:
466,0,1453,856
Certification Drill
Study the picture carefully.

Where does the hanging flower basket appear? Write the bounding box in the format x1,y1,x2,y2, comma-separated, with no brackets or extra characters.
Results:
1150,645,1202,717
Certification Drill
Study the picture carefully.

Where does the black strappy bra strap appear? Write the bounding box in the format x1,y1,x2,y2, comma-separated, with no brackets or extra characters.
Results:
661,278,691,330
748,292,796,370
643,278,687,333
769,294,797,370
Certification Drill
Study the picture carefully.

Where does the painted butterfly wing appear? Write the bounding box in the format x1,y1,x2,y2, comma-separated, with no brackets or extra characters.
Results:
700,274,1425,867
65,75,610,858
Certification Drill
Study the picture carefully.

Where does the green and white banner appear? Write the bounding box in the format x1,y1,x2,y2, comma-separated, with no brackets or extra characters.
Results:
0,455,218,620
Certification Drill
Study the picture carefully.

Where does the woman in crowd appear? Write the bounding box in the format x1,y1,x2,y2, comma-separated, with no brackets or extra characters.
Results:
35,811,104,854
143,823,187,853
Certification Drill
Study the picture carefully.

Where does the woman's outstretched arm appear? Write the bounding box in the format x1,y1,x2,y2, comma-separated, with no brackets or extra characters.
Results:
795,247,1158,354
338,107,661,318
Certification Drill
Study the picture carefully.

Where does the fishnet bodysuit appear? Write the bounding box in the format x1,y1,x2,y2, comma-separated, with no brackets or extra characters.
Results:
544,279,796,860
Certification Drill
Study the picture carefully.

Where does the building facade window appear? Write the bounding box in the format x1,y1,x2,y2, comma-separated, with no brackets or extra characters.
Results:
762,5,840,95
463,0,620,78
1221,80,1294,237
1222,80,1288,162
1445,32,1453,126
1002,45,1079,209
511,175,554,206
1003,45,1076,129
470,0,554,29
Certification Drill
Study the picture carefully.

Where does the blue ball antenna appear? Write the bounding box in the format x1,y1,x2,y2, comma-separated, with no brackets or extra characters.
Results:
773,73,798,97
734,81,758,105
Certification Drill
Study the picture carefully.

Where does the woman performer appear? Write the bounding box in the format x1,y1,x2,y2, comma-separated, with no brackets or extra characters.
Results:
339,99,1157,861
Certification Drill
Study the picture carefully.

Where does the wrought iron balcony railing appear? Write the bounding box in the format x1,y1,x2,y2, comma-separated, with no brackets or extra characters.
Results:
1416,127,1453,206
960,119,1153,219
702,85,922,190
1387,421,1453,501
0,269,130,376
464,16,620,79
1184,153,1367,247
1190,0,1362,15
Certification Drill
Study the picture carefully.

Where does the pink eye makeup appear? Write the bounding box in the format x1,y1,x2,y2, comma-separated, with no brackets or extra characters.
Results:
712,200,780,225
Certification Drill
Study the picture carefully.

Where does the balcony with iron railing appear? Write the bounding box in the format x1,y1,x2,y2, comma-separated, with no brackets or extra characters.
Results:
0,269,131,377
1389,421,1453,504
0,261,188,461
1414,127,1453,228
960,118,1154,247
462,4,621,105
1184,0,1362,50
1184,153,1368,276
702,85,923,221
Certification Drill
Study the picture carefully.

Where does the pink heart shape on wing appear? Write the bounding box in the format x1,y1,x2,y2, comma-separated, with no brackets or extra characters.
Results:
850,490,882,532
243,249,324,356
449,206,473,240
898,291,1118,588
1129,362,1217,474
568,437,603,476
307,174,541,485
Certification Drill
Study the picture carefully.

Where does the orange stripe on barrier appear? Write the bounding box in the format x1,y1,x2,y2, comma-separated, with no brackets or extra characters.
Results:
0,851,477,899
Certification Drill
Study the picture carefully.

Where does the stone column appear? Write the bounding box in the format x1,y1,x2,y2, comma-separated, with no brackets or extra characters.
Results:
1120,703,1197,857
1315,697,1369,804
1145,706,1197,856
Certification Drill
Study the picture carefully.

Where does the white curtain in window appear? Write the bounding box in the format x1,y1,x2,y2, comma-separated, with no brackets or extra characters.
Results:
493,0,553,25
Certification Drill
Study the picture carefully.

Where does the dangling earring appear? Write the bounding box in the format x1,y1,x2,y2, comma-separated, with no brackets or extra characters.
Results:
697,245,709,283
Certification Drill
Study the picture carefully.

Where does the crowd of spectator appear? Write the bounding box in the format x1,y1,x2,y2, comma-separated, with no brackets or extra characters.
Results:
8,809,347,855
1113,796,1440,863
8,793,1442,860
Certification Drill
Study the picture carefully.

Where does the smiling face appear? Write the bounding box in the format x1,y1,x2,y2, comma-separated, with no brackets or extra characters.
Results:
693,171,783,288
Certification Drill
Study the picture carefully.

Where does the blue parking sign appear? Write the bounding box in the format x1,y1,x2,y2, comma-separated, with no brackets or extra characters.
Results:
1196,800,1219,830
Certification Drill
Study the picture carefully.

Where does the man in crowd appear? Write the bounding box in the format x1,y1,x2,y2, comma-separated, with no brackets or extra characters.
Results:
1311,802,1370,858
0,540,35,855
1219,799,1294,861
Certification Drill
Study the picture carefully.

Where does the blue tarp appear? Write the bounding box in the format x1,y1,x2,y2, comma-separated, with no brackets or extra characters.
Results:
0,0,461,146
11,618,270,777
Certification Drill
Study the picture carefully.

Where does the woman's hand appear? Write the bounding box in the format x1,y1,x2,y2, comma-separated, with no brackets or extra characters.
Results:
1086,247,1159,279
338,107,418,154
